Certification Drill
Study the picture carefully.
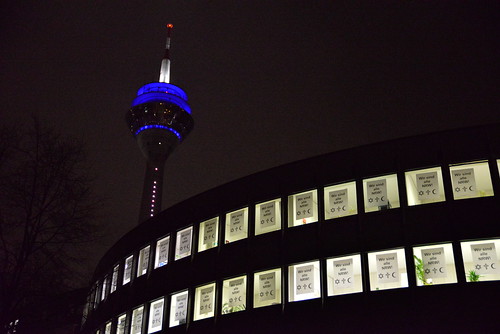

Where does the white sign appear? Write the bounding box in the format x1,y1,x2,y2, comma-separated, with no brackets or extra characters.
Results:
451,168,477,198
333,258,354,289
295,192,313,219
124,256,133,282
199,286,214,315
471,243,500,275
416,172,440,201
421,247,447,278
131,308,143,334
157,237,170,266
258,272,276,302
229,210,245,237
228,278,245,308
174,294,188,322
328,189,348,218
366,179,388,208
177,229,192,257
295,264,314,295
203,219,217,246
376,253,399,283
140,247,150,274
150,300,164,330
260,202,276,228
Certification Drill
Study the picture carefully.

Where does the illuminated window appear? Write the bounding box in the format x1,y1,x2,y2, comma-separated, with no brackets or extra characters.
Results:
255,199,281,235
222,275,247,314
225,208,248,244
117,313,127,334
110,264,119,293
154,235,170,268
131,306,144,334
137,246,150,277
253,268,282,308
326,254,363,296
93,282,100,309
368,248,408,291
288,260,321,302
198,217,219,252
405,167,445,206
193,282,216,321
175,226,193,260
104,321,111,334
288,190,319,227
169,290,189,327
449,161,494,200
363,174,400,212
324,181,357,220
147,298,164,333
460,239,500,282
413,243,457,286
100,275,109,301
123,255,133,285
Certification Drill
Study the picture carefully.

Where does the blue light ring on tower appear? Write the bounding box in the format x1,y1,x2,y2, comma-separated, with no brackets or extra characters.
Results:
131,93,191,114
136,83,188,101
134,125,182,141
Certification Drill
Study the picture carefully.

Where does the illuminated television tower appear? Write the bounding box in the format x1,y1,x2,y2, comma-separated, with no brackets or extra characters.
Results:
126,24,194,223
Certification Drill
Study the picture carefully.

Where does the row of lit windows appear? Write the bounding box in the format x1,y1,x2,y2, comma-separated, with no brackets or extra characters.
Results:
93,238,500,334
91,160,499,306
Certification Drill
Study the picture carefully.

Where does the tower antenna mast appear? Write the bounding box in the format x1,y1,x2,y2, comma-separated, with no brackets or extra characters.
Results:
159,23,174,83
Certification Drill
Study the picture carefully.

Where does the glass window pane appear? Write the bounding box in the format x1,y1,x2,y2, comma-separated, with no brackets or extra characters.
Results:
368,248,408,291
147,298,164,333
110,264,119,293
288,260,321,302
117,314,127,334
326,254,363,296
412,243,457,286
194,282,216,321
363,174,400,212
255,199,282,235
324,181,357,220
450,161,494,200
101,276,108,301
131,306,144,334
154,235,170,268
225,208,248,244
253,268,282,308
198,217,219,252
123,255,133,285
104,322,111,334
169,290,189,328
405,167,445,206
137,246,150,277
288,190,319,227
175,226,193,261
222,275,247,314
460,239,500,282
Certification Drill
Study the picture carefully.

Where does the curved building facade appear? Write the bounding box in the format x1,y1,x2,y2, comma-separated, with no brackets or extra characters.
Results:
82,123,500,333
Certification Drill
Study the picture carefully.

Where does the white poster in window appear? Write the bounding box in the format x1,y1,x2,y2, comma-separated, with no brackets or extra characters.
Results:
295,192,313,219
174,294,188,322
333,258,354,289
117,316,126,334
421,247,447,278
416,172,440,200
229,210,245,237
366,179,388,208
157,238,169,266
111,266,118,291
199,286,214,315
124,257,133,282
471,243,500,275
228,278,245,308
295,264,314,295
203,219,217,246
258,272,276,302
328,189,348,217
105,323,111,334
376,253,399,283
178,229,192,257
451,168,477,198
260,202,276,228
150,301,164,330
132,308,143,334
141,247,150,273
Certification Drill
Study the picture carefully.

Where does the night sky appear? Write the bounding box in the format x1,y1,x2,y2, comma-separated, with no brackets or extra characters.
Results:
1,1,498,281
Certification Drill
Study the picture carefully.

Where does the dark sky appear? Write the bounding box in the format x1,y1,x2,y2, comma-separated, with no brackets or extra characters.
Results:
1,1,498,280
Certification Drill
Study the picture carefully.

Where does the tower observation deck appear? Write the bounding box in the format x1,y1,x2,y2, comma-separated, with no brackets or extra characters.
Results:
126,24,194,223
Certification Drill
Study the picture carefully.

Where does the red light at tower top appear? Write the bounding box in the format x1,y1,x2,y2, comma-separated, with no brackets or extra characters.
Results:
167,23,173,28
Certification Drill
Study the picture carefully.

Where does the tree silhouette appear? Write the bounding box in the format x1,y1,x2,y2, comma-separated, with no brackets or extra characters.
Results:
0,118,101,333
